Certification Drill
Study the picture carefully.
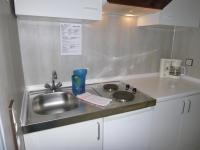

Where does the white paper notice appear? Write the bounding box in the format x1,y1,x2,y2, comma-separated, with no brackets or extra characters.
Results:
60,23,82,55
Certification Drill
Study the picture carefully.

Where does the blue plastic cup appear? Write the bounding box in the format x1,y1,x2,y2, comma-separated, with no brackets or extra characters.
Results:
72,69,87,95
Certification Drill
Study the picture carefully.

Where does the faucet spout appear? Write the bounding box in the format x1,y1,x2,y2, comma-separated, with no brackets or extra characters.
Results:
52,70,57,80
45,71,62,92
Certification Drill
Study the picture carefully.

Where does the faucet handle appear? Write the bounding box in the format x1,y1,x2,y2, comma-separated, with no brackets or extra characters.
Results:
44,71,62,92
52,70,57,80
44,83,52,90
56,82,62,88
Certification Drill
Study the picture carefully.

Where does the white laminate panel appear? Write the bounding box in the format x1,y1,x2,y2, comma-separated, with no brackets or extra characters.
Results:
124,77,200,101
15,0,102,20
177,94,200,150
0,0,25,150
149,97,183,150
24,119,103,150
104,108,153,150
138,0,200,27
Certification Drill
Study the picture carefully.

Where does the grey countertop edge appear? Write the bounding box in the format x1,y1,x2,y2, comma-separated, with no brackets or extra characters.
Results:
22,99,156,134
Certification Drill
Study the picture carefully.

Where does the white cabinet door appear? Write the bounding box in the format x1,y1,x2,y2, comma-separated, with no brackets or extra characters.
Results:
14,0,102,20
149,98,183,150
177,94,200,150
0,128,4,150
24,118,103,150
103,107,153,150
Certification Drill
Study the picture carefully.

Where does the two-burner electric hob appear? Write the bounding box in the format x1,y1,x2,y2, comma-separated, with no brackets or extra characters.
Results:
92,81,137,103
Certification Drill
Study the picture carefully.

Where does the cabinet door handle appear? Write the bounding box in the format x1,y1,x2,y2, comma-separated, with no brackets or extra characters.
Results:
188,100,192,113
182,101,186,114
97,122,100,141
9,100,19,150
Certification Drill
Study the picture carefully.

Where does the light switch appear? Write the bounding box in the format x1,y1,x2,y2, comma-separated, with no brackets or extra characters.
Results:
185,59,193,66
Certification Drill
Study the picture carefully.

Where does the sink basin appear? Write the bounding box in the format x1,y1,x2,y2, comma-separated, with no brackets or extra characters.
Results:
32,92,79,115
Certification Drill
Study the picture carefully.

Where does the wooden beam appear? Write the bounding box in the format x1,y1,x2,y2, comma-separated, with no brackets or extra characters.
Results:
108,0,172,9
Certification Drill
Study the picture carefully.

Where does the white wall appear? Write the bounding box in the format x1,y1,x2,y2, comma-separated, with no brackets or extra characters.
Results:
17,15,174,86
172,27,200,79
0,0,25,149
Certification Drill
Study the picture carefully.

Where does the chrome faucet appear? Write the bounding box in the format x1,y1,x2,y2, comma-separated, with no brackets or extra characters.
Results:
45,71,62,92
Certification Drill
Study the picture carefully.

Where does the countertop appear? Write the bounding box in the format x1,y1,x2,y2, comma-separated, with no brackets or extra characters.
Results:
21,75,200,134
22,83,156,134
123,76,200,102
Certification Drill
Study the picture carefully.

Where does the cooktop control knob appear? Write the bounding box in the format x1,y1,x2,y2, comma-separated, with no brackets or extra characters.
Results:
132,88,137,94
125,84,130,90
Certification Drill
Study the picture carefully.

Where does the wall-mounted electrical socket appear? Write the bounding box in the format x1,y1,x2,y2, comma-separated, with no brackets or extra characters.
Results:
185,59,193,66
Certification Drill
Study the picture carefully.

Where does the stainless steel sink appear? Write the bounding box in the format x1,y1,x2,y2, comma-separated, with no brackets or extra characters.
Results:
32,92,79,115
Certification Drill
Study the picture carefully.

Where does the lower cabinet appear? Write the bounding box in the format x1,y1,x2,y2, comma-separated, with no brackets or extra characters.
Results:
149,94,200,150
23,94,200,150
24,108,153,150
149,97,183,150
177,94,200,150
103,107,153,150
24,118,103,150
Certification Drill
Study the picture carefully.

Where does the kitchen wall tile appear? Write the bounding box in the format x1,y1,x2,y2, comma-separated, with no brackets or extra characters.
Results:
173,27,200,79
17,15,173,86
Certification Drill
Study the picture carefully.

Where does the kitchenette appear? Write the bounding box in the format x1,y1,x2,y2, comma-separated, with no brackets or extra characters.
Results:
0,0,200,150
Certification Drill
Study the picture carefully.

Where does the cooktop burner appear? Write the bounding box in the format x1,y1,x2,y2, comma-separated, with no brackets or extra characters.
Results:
93,81,137,103
113,91,135,102
103,84,119,92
